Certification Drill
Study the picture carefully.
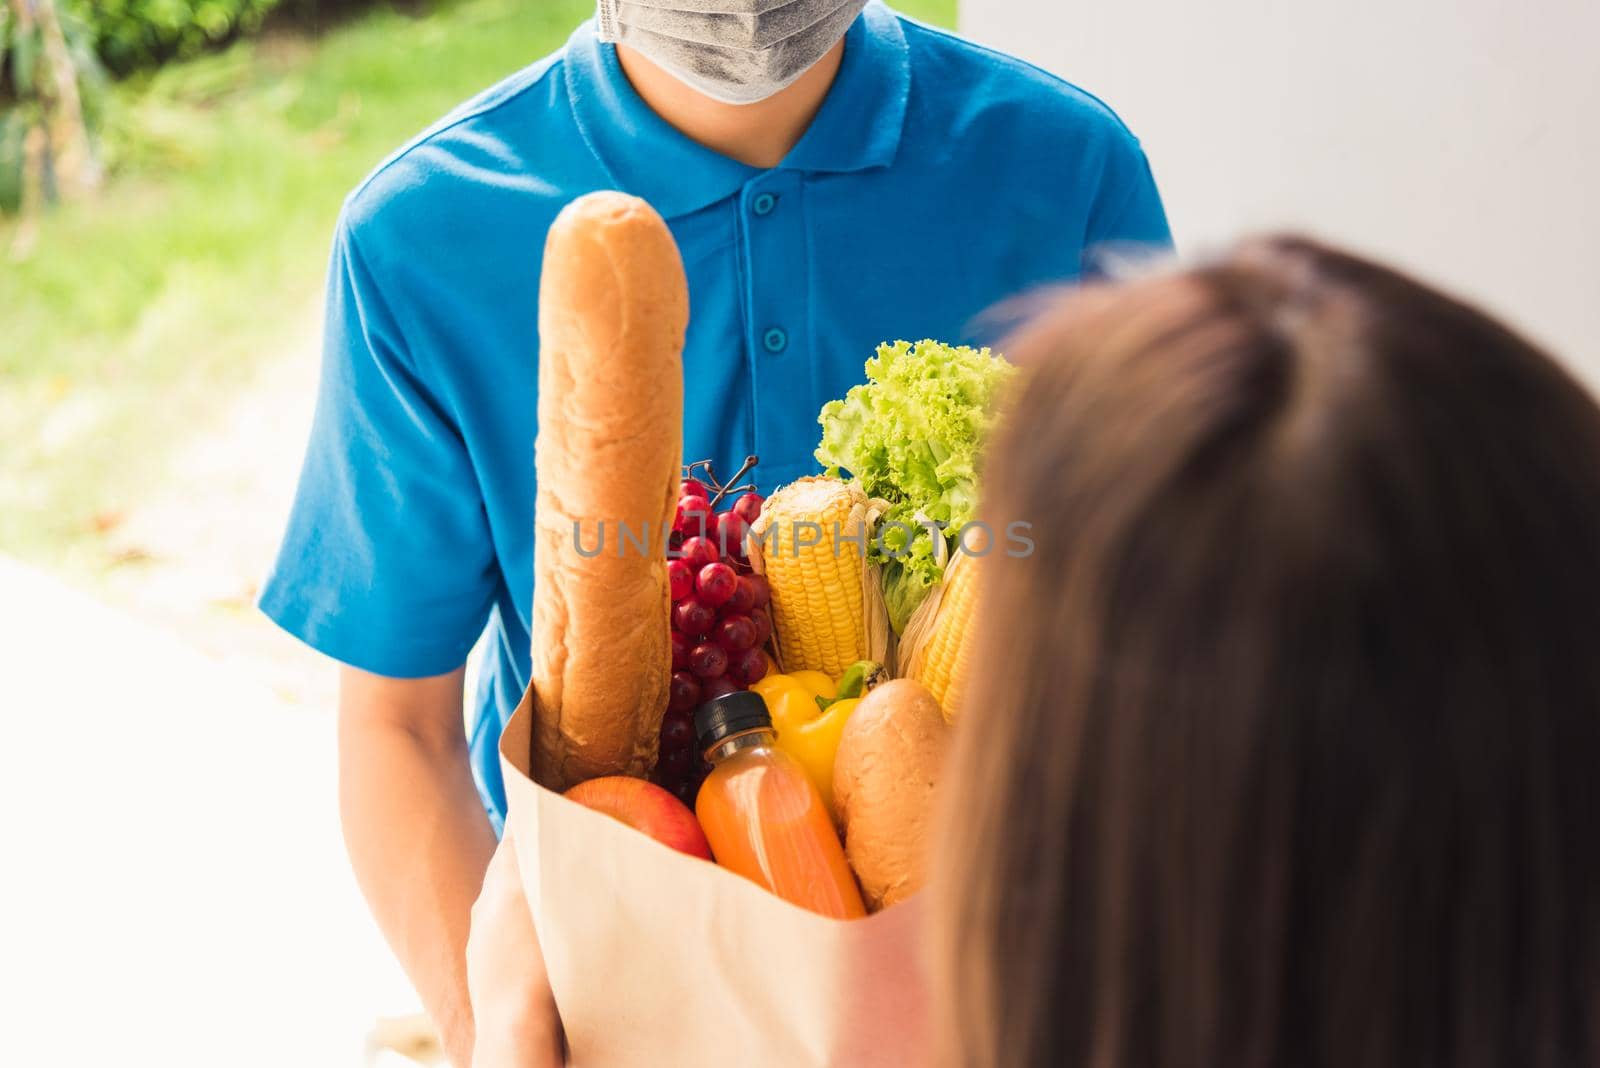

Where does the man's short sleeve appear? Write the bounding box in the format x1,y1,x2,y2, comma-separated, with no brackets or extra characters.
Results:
1086,135,1174,257
259,214,498,678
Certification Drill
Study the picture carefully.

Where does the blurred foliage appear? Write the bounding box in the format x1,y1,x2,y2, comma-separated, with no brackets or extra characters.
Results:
1,1,107,211
1,0,386,213
63,0,385,75
65,0,281,74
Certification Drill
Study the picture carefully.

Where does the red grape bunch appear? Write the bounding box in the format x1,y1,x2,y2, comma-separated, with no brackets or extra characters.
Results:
655,458,771,805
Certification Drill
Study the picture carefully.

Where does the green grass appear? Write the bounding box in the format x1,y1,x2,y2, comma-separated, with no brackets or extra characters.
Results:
0,0,957,569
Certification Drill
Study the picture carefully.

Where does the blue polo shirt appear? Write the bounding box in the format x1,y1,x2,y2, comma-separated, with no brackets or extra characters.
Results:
261,2,1170,829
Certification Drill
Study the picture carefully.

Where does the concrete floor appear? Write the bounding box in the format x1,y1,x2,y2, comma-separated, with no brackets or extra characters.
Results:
1,555,428,1066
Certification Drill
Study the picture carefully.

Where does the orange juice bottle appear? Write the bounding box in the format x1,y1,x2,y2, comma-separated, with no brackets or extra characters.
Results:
693,692,866,919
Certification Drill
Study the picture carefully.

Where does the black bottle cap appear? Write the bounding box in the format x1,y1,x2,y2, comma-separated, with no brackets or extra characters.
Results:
694,690,772,752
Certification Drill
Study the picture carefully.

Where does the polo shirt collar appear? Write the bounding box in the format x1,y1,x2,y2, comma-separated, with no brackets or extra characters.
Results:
563,1,911,220
780,3,910,175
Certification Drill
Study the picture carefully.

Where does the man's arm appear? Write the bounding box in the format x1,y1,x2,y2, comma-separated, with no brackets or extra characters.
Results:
468,828,565,1068
338,664,498,1068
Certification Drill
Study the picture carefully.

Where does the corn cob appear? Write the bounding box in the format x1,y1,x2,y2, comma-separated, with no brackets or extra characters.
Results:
748,476,891,678
901,549,979,722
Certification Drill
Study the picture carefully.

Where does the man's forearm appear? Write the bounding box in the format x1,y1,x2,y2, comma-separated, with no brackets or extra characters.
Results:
340,710,498,1067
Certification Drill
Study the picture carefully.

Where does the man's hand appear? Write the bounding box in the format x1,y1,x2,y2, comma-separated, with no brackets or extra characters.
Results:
468,828,565,1068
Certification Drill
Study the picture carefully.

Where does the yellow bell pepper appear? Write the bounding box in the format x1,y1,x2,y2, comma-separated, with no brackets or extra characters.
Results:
749,674,820,740
749,661,882,809
785,697,859,808
786,670,837,700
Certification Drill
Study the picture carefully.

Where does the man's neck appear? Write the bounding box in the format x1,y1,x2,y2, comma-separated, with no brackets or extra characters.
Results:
615,40,846,170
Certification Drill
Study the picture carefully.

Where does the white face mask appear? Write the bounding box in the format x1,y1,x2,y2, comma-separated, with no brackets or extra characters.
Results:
597,0,867,106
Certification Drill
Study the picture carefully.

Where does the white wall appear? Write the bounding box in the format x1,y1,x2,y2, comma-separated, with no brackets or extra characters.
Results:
962,0,1600,377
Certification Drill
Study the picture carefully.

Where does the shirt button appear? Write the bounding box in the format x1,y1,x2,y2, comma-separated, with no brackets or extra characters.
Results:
762,327,788,354
752,192,778,217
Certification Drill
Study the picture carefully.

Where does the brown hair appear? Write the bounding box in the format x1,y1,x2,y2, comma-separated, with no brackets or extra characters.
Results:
934,236,1600,1068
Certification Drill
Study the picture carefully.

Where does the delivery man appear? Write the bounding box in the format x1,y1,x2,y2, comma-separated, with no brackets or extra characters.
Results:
261,2,1170,1063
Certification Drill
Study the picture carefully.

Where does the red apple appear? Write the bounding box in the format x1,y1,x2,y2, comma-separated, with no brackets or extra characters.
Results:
563,776,712,860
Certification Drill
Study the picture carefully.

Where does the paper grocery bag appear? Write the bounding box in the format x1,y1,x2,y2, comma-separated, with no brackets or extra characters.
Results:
499,689,931,1067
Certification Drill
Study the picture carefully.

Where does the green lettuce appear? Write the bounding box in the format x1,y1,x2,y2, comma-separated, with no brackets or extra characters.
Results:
815,339,1015,634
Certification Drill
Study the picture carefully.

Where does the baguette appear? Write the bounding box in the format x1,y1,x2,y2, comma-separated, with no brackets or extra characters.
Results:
530,191,687,790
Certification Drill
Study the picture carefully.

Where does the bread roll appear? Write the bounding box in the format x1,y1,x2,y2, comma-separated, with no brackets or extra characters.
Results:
530,192,687,790
832,679,949,910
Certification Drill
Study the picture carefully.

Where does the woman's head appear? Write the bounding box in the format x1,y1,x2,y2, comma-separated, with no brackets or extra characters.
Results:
935,237,1600,1068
